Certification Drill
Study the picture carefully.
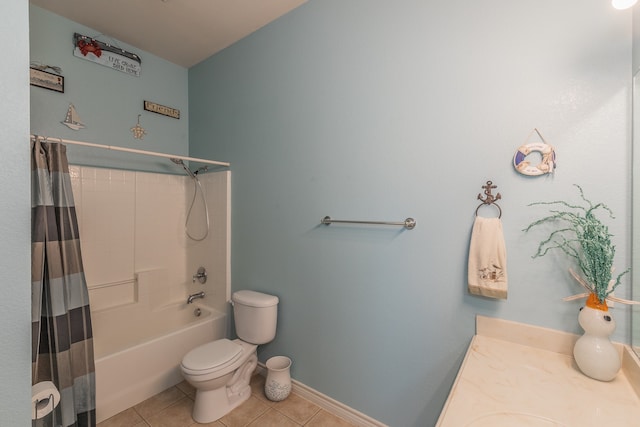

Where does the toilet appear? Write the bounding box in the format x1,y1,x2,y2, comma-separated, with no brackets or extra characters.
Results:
180,290,279,423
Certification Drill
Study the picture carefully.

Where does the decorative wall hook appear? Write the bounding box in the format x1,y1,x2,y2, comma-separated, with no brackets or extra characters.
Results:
130,114,147,139
476,180,502,218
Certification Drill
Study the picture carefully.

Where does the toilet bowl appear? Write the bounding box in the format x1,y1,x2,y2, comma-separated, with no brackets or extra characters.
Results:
180,290,279,423
181,339,258,422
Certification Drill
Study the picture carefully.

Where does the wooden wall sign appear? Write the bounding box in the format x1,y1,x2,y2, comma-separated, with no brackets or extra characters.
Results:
73,33,142,77
30,67,64,93
143,100,180,119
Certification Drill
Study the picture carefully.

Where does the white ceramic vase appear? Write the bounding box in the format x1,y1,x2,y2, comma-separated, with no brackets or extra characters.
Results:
573,296,620,382
265,356,292,401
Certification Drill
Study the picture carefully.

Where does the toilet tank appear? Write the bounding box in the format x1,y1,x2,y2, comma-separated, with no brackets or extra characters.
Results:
232,290,279,344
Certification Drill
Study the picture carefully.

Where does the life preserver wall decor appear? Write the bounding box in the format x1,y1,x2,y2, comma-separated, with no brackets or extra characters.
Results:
513,128,556,176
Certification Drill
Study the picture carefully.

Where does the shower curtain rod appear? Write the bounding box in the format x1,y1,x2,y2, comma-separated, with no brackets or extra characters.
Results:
30,134,230,167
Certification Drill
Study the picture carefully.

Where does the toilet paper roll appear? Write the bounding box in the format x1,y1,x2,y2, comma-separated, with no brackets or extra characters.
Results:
32,381,60,420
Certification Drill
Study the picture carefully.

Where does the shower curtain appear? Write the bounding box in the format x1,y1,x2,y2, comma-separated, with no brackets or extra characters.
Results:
31,139,95,426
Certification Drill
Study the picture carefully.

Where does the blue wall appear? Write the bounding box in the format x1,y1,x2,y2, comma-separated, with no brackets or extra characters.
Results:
4,1,632,426
0,0,31,424
29,6,189,172
189,1,633,425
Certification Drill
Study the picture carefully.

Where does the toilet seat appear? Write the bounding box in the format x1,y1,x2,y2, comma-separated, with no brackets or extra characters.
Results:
181,339,244,376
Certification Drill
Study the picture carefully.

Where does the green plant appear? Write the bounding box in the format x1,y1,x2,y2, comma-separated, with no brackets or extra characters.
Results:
523,185,629,304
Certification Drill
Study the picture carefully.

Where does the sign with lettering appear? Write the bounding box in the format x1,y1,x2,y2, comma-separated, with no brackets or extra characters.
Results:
73,33,141,77
30,68,64,93
144,101,181,119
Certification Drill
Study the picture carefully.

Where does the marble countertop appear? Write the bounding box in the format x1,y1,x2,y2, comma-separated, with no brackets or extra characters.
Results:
436,316,640,427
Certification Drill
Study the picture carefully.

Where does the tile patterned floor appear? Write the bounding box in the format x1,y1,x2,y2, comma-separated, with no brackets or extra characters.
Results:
97,375,357,427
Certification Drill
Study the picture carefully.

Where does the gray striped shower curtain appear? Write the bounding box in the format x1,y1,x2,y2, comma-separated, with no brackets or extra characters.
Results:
31,139,95,426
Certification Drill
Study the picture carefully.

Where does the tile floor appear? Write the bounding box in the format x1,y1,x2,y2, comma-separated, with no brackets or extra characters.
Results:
97,374,357,427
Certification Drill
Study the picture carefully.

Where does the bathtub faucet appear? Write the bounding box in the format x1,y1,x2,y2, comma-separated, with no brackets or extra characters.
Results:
187,291,205,304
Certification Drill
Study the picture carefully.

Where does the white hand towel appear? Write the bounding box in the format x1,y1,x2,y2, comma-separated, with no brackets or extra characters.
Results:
468,217,508,299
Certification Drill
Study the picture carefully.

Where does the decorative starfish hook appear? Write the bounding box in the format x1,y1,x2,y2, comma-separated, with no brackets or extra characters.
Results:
130,114,147,139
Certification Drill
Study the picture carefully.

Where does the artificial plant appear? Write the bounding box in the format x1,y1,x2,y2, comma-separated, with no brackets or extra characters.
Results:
523,185,629,305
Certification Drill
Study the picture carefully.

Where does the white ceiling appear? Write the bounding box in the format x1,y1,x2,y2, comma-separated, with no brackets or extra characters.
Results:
30,0,307,68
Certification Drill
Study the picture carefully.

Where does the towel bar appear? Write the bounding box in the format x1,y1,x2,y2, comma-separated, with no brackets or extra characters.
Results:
321,216,416,230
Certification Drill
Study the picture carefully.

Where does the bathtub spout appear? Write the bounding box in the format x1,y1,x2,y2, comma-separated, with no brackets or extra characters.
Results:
187,291,205,304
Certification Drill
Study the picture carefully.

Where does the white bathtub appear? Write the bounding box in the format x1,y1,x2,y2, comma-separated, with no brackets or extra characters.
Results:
92,302,226,423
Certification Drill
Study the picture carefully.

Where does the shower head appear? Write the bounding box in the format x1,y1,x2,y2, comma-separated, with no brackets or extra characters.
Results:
170,157,196,179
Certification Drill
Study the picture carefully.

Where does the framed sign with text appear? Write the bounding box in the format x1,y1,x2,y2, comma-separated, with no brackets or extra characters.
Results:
30,68,64,93
144,100,180,119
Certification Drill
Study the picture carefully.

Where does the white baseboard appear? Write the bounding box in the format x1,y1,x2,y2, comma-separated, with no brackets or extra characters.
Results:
257,363,387,427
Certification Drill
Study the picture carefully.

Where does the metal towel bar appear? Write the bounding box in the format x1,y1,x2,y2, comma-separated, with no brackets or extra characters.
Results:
321,216,416,230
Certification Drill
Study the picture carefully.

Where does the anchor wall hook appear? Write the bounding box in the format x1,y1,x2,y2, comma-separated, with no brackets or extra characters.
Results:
475,180,502,218
477,180,501,205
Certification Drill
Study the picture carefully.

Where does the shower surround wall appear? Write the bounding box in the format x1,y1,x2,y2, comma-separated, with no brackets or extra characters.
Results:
69,166,230,419
70,167,229,314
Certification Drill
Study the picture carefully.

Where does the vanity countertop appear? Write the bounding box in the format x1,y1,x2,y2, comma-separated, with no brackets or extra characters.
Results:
436,316,640,427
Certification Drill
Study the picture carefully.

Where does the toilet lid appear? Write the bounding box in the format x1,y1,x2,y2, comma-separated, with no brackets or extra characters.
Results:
182,339,243,371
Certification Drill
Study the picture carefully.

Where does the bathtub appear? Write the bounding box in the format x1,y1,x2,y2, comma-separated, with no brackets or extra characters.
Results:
92,302,226,423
